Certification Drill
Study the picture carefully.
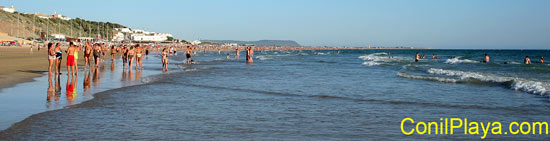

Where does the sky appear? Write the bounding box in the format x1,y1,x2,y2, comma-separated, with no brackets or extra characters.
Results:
1,0,549,49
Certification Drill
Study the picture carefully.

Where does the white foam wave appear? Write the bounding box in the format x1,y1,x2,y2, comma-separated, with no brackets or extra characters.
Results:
255,56,271,60
444,57,478,64
358,52,409,66
427,68,550,96
397,72,459,83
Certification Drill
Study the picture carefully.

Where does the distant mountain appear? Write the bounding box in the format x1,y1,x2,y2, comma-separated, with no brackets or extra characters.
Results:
201,40,301,47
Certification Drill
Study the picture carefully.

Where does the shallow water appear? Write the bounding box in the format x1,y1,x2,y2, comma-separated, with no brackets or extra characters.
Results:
1,49,549,140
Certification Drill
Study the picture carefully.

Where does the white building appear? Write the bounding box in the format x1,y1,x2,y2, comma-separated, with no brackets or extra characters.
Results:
115,28,132,33
112,32,124,42
191,40,202,45
51,34,66,39
224,43,238,47
1,5,15,13
131,33,172,42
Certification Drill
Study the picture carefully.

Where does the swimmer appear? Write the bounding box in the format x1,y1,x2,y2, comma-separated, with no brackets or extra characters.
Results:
540,56,544,64
432,54,438,60
482,53,490,63
415,52,420,62
524,56,531,64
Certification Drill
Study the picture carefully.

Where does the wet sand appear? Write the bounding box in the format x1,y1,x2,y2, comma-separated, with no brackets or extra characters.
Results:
0,47,49,90
0,48,165,130
0,46,109,90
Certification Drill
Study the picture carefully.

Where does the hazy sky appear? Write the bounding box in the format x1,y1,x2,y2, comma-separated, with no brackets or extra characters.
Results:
2,0,549,48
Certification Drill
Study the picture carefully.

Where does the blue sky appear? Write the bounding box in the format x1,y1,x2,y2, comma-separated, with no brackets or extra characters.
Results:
1,0,549,48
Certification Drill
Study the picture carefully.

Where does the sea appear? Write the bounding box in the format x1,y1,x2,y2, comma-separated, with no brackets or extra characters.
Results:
0,49,549,140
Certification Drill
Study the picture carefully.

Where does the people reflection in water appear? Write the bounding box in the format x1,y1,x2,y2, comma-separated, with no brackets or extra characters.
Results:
92,66,100,87
66,75,78,105
83,69,92,99
54,73,62,101
135,68,142,81
111,60,115,72
47,73,55,102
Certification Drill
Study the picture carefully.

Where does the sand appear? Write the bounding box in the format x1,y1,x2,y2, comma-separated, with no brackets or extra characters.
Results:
0,46,92,90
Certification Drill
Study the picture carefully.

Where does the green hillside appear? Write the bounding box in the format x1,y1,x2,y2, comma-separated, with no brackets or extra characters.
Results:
0,10,126,40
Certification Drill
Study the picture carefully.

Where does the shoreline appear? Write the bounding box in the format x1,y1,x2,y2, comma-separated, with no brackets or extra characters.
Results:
0,50,167,130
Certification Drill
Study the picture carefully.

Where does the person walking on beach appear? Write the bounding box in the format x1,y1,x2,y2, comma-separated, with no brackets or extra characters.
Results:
121,46,128,67
127,47,136,69
93,44,102,67
540,56,544,64
47,43,56,74
415,52,420,62
84,42,92,68
111,45,116,62
483,53,490,63
73,43,80,74
524,56,532,64
66,42,77,76
135,45,144,70
54,43,63,75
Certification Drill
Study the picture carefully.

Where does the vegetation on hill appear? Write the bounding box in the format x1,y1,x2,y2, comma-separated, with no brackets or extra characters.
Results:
0,10,126,40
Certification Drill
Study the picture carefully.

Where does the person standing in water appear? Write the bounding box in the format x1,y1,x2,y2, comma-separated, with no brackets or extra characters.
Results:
186,46,192,64
246,47,254,63
524,56,532,64
161,48,169,71
66,42,76,76
540,56,544,64
483,53,490,63
54,43,63,75
235,47,240,60
47,43,56,74
415,52,420,62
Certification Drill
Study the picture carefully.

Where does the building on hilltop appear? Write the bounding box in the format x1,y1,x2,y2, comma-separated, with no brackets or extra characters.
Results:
114,28,173,42
1,5,15,13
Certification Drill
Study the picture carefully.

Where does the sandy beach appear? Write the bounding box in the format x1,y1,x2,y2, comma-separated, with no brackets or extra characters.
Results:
0,46,49,90
0,46,106,90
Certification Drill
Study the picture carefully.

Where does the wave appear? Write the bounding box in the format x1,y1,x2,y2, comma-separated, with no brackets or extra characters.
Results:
397,72,459,83
358,52,409,66
255,56,271,60
425,68,550,96
444,56,479,64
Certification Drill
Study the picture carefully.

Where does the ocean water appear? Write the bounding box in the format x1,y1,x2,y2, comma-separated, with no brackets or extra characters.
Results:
1,49,549,140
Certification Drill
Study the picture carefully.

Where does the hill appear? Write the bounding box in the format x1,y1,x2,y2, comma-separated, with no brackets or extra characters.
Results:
0,10,126,40
202,40,301,47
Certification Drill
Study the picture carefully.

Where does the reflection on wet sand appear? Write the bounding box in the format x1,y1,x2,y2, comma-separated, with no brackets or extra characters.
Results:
65,75,77,105
83,70,92,100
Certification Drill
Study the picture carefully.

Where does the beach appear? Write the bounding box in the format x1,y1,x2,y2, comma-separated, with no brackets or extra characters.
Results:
0,46,50,90
0,48,549,140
